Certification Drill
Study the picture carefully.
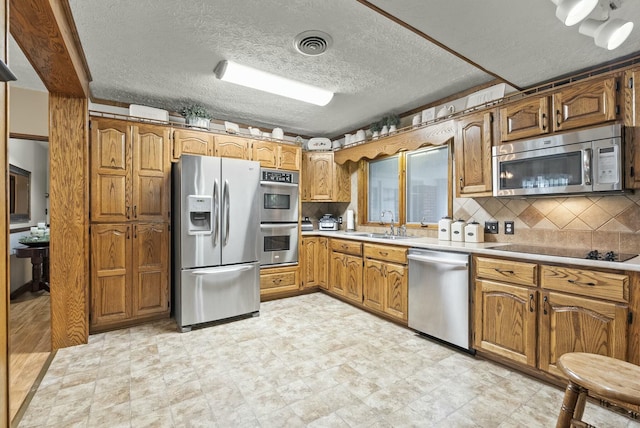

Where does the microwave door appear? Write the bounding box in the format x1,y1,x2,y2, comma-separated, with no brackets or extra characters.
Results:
494,141,592,196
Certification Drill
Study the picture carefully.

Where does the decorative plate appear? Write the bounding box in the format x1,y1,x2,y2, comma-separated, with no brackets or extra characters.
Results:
19,236,50,247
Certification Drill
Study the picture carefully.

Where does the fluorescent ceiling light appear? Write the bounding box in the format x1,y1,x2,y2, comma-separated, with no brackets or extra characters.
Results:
214,60,333,107
579,18,634,49
552,0,598,26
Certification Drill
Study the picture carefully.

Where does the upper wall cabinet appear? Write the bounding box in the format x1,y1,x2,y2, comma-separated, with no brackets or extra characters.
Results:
253,141,301,171
172,128,214,159
624,66,640,126
215,135,252,160
90,118,171,223
302,152,350,202
455,111,493,197
499,76,619,143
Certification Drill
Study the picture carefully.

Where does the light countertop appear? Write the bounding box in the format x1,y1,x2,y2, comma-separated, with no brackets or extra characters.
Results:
303,230,640,272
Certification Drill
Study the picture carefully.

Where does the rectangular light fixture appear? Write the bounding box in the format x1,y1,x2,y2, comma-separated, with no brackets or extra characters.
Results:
214,60,333,106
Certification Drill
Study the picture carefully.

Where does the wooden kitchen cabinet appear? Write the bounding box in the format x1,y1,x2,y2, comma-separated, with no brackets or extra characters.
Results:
363,243,408,321
538,290,628,378
172,128,214,159
473,256,538,367
552,76,618,132
302,152,350,202
90,222,170,330
260,265,300,298
301,236,328,289
253,141,301,171
499,96,549,142
90,118,171,223
329,239,362,303
455,111,493,197
215,135,251,159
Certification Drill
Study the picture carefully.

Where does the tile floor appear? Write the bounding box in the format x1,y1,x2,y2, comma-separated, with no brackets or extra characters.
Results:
18,293,640,427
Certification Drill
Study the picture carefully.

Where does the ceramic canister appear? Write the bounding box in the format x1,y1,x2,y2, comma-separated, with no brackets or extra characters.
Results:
438,216,452,241
451,219,466,242
464,221,484,243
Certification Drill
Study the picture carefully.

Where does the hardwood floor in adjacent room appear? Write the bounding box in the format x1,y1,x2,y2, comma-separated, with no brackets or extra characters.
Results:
9,291,51,422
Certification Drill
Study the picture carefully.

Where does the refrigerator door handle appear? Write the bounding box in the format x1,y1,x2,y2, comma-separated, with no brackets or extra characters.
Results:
213,179,220,245
223,179,230,246
190,266,253,275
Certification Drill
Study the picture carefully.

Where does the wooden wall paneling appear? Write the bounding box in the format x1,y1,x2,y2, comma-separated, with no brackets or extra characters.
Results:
49,94,89,349
1,0,8,424
9,0,89,97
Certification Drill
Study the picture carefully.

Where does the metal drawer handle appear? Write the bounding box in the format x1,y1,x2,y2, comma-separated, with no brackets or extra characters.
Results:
379,251,388,256
273,278,282,284
568,279,595,287
543,295,548,315
494,268,514,274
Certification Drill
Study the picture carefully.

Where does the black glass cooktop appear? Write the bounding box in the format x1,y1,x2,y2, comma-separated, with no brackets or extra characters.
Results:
490,244,638,263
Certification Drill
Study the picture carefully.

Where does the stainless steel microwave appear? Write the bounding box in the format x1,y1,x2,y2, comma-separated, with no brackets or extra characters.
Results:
492,124,623,197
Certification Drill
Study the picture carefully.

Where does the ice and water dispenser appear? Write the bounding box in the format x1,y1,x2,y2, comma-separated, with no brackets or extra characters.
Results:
187,195,213,234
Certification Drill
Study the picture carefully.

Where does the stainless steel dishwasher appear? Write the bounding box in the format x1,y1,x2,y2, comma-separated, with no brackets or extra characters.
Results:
408,248,471,351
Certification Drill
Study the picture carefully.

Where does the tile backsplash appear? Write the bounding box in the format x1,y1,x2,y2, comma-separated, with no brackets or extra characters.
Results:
454,193,640,253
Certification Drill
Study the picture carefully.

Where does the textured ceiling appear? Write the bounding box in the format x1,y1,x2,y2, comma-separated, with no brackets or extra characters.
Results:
9,0,640,138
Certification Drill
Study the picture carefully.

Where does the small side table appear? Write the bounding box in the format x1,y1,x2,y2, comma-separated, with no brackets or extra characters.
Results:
11,245,50,299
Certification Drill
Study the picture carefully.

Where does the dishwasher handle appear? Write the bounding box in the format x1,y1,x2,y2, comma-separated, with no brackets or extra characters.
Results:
407,253,468,267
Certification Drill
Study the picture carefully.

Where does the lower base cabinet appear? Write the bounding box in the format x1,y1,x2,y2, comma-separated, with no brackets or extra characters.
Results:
260,265,300,298
90,222,170,331
363,243,408,321
329,239,363,303
301,237,328,289
473,256,631,385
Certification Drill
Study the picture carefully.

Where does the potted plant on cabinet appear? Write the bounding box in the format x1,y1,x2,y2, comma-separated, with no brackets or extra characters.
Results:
386,113,400,134
370,121,381,140
180,104,212,129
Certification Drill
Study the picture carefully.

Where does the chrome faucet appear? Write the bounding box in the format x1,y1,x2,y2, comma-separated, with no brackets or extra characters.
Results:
380,210,395,235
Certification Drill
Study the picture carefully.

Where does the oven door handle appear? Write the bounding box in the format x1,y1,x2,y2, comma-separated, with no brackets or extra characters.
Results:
260,181,298,187
260,223,298,229
583,148,592,186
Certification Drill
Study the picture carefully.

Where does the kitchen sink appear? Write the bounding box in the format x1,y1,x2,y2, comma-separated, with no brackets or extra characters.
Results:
345,232,412,240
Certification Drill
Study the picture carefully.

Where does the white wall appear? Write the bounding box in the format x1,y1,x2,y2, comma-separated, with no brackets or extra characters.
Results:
8,138,49,292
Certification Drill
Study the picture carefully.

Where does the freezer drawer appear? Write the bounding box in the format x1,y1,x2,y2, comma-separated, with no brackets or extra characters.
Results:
176,262,260,330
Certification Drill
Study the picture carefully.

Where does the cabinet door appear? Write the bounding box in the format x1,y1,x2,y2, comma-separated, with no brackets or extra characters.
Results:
279,145,301,171
301,153,311,200
90,118,131,222
344,254,363,303
90,223,132,328
172,128,214,159
625,126,640,189
132,223,169,317
309,153,334,200
132,124,171,222
215,136,250,159
317,238,328,289
385,262,407,321
252,141,278,168
363,259,385,312
473,279,537,367
553,77,618,132
455,111,493,196
260,265,300,297
539,291,628,377
301,237,318,288
624,66,640,126
499,96,549,142
329,251,346,296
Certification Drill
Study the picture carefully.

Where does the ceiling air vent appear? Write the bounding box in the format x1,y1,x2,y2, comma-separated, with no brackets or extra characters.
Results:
294,30,333,56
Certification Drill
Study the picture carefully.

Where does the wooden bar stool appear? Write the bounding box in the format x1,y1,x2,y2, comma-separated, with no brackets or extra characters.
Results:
556,352,640,428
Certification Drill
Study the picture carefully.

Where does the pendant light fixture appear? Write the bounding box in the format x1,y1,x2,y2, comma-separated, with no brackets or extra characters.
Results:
214,60,333,107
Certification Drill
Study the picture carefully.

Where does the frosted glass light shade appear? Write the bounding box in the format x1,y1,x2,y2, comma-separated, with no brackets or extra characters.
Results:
579,18,634,49
214,60,333,106
555,0,598,26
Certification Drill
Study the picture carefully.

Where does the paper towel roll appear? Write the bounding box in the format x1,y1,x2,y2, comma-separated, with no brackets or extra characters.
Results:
346,210,355,231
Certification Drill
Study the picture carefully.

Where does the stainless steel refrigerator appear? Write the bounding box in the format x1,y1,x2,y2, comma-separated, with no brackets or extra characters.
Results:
173,155,260,332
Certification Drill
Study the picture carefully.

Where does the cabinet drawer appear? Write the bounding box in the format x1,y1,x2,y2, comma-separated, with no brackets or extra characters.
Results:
364,244,407,264
260,270,298,290
330,239,362,256
541,265,628,302
475,257,537,287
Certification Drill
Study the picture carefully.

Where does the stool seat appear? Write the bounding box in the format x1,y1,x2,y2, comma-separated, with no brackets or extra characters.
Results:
556,352,640,428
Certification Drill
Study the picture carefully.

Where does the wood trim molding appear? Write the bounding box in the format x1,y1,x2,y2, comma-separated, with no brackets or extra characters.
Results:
9,0,90,97
333,119,455,165
9,133,47,142
356,0,519,91
1,0,9,424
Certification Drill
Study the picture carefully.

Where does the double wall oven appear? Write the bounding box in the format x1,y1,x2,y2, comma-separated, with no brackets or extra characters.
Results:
259,168,299,266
